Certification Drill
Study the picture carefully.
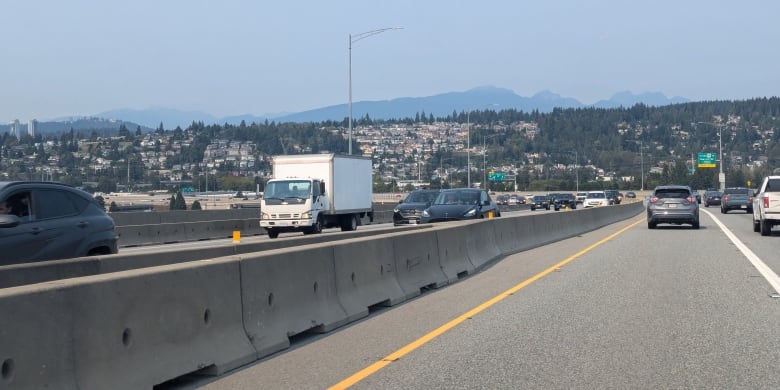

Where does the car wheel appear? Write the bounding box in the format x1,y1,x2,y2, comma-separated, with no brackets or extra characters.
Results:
692,221,700,229
747,208,753,214
648,221,656,229
753,217,761,232
721,207,726,214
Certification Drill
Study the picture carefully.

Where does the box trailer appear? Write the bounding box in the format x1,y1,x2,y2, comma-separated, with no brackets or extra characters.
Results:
259,154,373,238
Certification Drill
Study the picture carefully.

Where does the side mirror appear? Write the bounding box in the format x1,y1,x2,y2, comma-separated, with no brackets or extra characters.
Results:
0,214,21,228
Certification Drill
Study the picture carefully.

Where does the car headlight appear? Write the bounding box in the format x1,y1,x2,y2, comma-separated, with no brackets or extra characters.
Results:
393,208,400,213
302,211,310,219
422,209,430,217
261,212,269,220
464,208,476,217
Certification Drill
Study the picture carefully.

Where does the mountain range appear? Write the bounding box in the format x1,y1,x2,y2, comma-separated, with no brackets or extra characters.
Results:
3,87,689,133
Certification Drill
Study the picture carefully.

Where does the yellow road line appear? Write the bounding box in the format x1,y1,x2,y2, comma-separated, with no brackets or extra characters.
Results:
329,217,644,389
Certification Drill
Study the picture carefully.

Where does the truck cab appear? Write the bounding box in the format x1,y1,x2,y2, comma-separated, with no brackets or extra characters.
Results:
260,178,328,238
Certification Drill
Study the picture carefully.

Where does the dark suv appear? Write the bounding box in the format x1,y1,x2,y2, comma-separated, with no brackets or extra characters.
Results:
393,189,440,225
530,195,550,211
551,193,577,211
604,189,621,205
720,187,753,214
647,185,700,229
0,181,118,265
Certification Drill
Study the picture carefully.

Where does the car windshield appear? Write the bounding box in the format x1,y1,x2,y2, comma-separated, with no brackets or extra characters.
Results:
435,190,480,205
587,193,605,199
406,191,437,203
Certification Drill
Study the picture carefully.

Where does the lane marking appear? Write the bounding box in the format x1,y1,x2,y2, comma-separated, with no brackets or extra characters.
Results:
702,209,780,294
328,217,644,389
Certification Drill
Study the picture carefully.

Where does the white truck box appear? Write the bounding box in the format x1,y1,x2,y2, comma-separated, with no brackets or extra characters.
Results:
260,154,373,238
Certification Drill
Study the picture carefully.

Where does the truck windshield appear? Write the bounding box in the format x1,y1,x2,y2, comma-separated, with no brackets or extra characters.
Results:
264,180,311,199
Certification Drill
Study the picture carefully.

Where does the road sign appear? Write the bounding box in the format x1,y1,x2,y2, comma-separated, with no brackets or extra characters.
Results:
488,172,505,181
697,152,717,168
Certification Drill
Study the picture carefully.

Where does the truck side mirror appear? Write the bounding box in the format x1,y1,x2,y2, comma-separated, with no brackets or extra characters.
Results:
320,181,326,196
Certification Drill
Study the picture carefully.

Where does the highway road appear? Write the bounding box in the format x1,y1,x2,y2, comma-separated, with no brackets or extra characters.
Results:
159,206,780,389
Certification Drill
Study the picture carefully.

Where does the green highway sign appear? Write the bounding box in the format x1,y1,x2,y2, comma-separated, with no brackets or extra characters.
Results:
488,172,505,181
697,152,717,168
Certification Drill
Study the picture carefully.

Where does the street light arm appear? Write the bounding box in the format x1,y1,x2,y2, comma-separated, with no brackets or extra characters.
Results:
348,27,402,155
350,27,403,45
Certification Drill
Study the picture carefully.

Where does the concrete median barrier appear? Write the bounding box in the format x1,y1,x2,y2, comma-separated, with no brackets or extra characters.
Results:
240,245,349,358
332,236,407,322
391,230,447,299
464,221,502,269
0,257,256,390
0,286,79,389
434,224,476,282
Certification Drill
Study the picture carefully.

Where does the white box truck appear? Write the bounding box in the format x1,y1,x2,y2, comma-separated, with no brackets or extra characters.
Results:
260,154,374,238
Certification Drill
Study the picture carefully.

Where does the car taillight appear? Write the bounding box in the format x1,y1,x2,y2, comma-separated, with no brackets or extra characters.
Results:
764,196,770,208
686,196,696,203
748,196,753,203
649,196,659,203
723,195,729,202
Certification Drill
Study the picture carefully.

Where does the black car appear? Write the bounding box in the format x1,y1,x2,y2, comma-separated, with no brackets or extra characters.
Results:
703,190,722,207
393,189,440,225
530,195,550,211
551,193,577,211
496,194,510,206
604,189,621,205
625,191,637,199
0,181,119,265
420,188,500,223
647,185,700,229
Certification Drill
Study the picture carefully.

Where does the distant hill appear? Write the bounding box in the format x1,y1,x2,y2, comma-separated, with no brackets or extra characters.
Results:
2,86,691,132
272,86,689,122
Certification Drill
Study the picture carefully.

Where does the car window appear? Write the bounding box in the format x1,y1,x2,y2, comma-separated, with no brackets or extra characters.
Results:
3,191,33,220
33,189,83,220
655,189,689,198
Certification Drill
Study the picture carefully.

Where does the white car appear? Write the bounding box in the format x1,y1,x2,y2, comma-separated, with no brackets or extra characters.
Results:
584,191,610,208
576,191,587,204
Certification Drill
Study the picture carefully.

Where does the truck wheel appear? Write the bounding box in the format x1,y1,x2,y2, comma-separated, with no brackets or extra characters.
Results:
761,219,771,236
753,217,761,232
267,230,279,239
312,217,322,234
341,215,357,231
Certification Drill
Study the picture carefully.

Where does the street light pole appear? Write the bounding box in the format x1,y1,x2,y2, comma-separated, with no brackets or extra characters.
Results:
574,150,579,193
718,124,724,192
348,27,402,155
467,110,471,188
640,141,644,192
483,134,500,190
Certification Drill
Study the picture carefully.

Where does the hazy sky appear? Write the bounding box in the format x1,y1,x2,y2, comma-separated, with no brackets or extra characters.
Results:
2,1,779,122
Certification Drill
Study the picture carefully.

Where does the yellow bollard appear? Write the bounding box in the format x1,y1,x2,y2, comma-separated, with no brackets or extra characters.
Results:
232,230,241,243
487,210,494,219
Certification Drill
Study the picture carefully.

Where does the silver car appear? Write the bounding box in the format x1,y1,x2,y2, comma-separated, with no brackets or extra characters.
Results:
647,185,700,229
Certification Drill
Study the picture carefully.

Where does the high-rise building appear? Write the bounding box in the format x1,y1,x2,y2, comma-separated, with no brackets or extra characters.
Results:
9,119,20,137
28,119,38,137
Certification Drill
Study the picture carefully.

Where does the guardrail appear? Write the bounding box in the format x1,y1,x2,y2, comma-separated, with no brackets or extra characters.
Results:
0,202,643,389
